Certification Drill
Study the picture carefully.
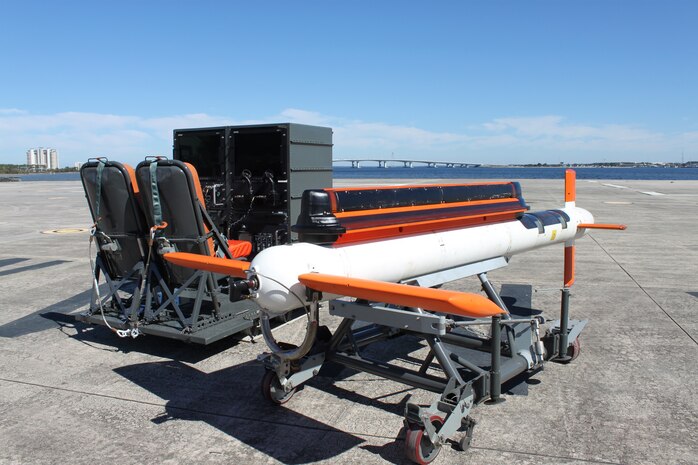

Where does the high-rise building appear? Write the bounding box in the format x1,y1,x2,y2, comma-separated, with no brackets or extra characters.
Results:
26,149,38,166
49,149,58,169
26,147,59,169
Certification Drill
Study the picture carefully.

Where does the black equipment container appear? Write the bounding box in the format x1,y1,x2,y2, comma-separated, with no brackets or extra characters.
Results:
173,123,333,257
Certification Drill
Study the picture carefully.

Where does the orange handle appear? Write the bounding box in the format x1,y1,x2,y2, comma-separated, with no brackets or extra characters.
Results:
163,252,250,278
578,223,627,230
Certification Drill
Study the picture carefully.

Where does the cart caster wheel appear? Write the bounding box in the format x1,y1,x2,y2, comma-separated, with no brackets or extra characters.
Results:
261,370,296,405
405,415,444,464
457,416,476,451
457,434,472,452
561,338,581,364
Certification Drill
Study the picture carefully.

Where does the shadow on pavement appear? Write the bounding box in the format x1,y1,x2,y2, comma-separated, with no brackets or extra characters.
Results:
62,316,248,363
33,284,545,463
0,289,91,338
114,360,364,464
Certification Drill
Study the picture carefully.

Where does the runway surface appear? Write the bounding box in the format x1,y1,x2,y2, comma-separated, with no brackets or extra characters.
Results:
0,178,696,465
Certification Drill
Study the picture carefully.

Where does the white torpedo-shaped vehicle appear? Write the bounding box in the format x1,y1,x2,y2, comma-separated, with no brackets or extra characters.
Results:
164,170,625,464
166,170,621,318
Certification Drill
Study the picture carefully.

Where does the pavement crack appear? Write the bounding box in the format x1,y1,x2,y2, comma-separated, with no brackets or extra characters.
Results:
588,234,697,345
471,445,625,465
0,376,396,440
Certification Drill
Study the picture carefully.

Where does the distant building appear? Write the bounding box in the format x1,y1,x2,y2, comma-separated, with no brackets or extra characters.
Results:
26,147,59,170
50,150,58,169
26,149,38,166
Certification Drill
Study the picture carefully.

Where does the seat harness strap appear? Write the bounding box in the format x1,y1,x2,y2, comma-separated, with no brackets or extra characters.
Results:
149,161,163,227
95,160,105,219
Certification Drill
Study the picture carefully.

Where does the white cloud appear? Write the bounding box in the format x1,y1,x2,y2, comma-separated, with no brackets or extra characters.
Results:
0,108,693,165
277,108,333,126
479,115,663,144
273,110,681,161
681,131,698,143
0,111,235,165
0,108,28,115
268,109,471,155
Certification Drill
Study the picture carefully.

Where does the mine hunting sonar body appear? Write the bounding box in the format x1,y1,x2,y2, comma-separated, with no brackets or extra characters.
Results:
80,123,625,464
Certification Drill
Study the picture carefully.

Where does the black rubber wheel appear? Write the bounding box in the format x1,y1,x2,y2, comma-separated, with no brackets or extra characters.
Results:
261,370,296,405
404,415,444,464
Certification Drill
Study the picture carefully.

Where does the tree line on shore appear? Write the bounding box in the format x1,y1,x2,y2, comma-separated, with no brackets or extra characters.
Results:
0,164,79,174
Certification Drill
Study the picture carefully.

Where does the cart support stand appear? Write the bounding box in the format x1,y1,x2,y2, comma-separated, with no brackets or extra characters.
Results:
555,287,572,362
487,315,504,404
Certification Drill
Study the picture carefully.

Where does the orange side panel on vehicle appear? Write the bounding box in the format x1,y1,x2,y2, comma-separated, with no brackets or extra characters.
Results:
333,208,526,245
298,273,505,318
324,181,513,196
164,252,250,279
333,197,516,219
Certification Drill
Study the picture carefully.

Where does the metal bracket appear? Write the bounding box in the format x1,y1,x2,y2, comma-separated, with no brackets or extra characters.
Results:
549,318,588,343
404,256,509,288
258,352,325,392
282,353,325,391
258,352,290,376
330,300,446,336
100,241,120,252
156,239,175,255
436,385,474,444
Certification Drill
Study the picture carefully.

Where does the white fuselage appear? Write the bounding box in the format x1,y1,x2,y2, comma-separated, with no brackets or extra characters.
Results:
250,206,593,316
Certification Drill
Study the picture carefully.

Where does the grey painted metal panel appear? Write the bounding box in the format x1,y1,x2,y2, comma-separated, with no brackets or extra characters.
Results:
330,301,446,335
286,124,332,238
288,123,333,146
406,257,509,288
289,171,333,198
289,144,334,170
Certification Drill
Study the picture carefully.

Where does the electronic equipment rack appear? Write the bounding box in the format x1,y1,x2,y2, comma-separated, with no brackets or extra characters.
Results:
173,123,333,257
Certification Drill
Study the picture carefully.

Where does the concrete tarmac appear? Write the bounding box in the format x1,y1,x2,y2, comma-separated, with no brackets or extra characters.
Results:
0,178,696,465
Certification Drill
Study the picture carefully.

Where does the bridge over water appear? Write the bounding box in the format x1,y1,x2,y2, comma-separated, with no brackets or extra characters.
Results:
333,159,480,168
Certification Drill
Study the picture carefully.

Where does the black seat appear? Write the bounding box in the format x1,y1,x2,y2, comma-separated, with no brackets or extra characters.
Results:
135,158,251,328
136,158,221,284
80,159,148,319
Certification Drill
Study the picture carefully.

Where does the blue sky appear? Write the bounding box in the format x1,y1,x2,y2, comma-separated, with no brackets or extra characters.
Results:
1,1,696,166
